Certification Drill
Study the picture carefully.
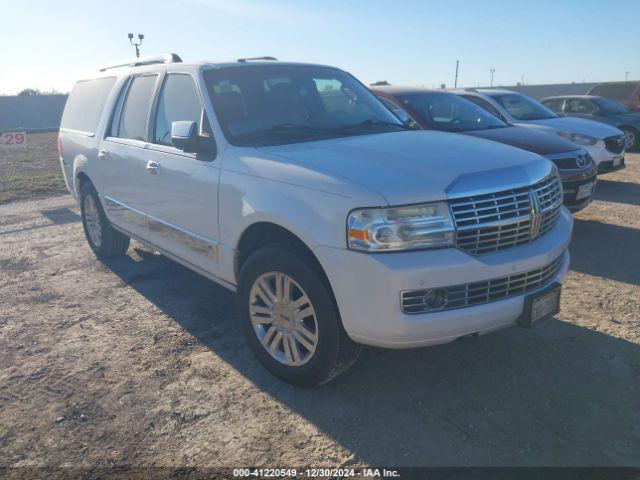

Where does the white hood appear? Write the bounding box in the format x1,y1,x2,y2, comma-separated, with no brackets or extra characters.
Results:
259,131,554,206
518,116,623,139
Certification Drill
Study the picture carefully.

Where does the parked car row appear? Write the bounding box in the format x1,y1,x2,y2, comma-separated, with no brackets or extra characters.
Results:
372,87,598,212
60,55,619,385
540,95,640,151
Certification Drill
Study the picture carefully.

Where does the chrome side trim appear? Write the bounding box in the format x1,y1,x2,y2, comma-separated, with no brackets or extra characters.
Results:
103,196,219,261
111,223,235,292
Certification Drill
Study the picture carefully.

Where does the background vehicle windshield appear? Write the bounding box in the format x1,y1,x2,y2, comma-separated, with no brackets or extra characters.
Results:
398,92,507,132
590,82,638,101
491,93,558,120
593,97,629,114
204,65,405,146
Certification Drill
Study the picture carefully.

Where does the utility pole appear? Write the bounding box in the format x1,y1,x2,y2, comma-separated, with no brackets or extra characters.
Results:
625,71,630,81
454,60,459,88
128,33,144,58
490,68,495,87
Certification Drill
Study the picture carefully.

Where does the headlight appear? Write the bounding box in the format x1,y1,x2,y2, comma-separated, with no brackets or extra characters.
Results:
347,202,455,252
557,131,598,146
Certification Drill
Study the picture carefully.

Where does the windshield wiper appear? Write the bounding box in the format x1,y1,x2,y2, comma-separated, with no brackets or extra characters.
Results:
340,118,411,131
234,123,347,140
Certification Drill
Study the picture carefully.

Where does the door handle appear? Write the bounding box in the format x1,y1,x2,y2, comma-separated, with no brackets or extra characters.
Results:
98,149,109,160
145,161,160,175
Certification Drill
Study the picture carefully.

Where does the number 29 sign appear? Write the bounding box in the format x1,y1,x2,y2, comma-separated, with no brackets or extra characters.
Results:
1,131,27,147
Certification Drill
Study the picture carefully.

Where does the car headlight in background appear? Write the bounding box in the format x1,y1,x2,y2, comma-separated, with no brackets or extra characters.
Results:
557,131,598,146
347,202,455,252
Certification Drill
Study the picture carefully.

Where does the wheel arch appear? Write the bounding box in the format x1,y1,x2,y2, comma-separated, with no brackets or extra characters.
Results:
235,222,326,282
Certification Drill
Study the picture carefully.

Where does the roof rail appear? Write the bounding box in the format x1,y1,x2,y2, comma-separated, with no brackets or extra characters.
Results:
464,88,478,92
98,53,182,72
237,56,278,63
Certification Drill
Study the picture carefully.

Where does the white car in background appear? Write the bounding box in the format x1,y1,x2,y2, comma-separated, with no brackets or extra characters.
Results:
452,89,627,173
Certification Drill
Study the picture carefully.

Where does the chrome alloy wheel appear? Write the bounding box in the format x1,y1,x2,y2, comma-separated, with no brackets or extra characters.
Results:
84,195,102,248
624,129,637,150
249,272,319,367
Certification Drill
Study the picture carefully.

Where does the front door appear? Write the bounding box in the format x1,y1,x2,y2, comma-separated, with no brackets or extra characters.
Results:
136,72,221,276
563,98,597,120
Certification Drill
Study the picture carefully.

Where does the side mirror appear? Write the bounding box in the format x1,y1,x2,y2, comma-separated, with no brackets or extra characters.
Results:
171,120,216,157
171,121,198,152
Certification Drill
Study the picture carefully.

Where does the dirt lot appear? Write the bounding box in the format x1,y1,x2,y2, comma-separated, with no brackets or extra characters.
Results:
1,152,639,468
0,132,66,205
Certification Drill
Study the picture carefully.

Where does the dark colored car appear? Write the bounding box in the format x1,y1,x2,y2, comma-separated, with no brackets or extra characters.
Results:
541,95,640,151
587,81,640,113
372,86,598,212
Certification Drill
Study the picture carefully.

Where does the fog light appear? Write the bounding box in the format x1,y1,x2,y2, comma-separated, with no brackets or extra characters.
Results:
425,289,447,308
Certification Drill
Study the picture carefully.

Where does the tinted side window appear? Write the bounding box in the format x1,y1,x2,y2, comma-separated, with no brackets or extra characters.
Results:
461,95,504,120
542,98,564,113
153,74,203,146
116,75,158,141
565,99,595,114
61,77,116,134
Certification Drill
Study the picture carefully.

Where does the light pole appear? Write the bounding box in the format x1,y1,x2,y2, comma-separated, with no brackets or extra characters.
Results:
490,68,495,87
454,60,459,88
128,33,144,58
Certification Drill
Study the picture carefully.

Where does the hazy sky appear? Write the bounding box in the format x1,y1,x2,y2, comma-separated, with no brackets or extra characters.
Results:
1,0,639,94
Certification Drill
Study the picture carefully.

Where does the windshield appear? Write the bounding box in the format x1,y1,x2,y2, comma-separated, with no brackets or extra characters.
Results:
203,65,406,146
398,92,507,132
593,97,629,114
490,93,558,120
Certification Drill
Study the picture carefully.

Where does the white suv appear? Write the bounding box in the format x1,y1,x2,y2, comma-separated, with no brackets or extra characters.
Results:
59,54,572,385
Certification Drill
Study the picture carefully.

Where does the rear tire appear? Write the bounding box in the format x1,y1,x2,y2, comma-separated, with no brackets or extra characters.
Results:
80,182,130,258
237,245,361,386
621,126,639,151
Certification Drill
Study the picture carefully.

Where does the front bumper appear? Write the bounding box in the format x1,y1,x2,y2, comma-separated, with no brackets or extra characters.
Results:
558,163,598,213
561,175,597,212
314,207,573,349
598,156,626,174
585,140,625,172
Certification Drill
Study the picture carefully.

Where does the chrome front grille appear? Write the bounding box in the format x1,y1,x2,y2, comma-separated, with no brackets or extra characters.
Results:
450,175,563,255
401,254,565,314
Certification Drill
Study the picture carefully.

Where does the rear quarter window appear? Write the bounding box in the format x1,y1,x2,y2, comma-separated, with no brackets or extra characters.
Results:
61,77,116,134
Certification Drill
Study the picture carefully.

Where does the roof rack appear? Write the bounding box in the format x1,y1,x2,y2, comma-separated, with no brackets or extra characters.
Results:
464,88,478,92
237,56,277,63
98,53,182,72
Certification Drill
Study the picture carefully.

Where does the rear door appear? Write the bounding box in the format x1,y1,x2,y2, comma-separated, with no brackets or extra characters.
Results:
138,72,221,275
99,73,159,238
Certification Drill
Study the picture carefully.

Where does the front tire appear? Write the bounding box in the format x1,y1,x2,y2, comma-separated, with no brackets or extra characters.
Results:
237,245,361,386
80,182,130,258
621,126,638,151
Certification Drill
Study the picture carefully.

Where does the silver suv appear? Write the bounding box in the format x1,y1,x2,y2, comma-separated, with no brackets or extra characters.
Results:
59,54,572,385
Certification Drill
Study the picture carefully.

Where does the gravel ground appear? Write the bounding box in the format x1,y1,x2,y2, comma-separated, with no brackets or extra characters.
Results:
0,154,639,468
